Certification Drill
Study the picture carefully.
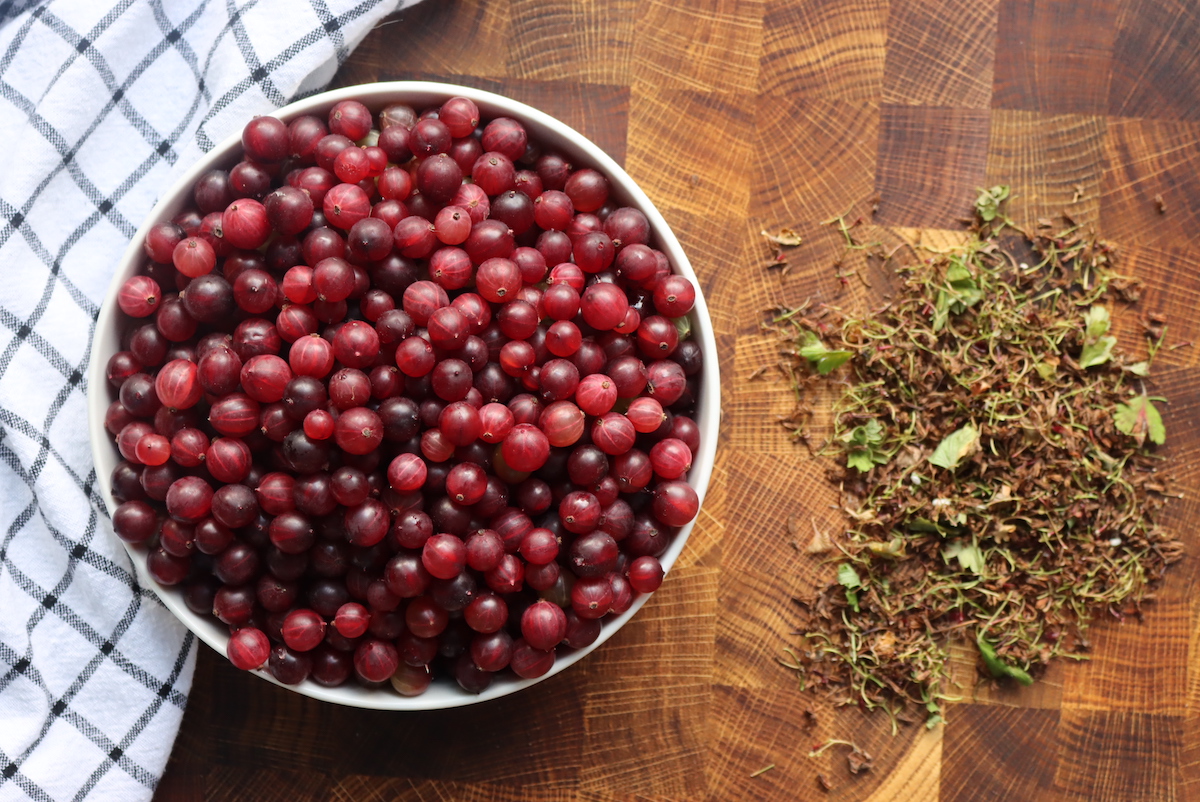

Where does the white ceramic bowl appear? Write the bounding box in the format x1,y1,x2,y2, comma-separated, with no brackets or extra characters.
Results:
87,81,719,709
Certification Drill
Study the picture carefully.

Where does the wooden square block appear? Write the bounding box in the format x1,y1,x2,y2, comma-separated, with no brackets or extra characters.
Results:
1051,709,1182,800
203,766,330,802
506,0,636,85
361,0,510,82
874,105,991,227
196,656,338,775
323,672,586,785
577,567,718,797
1110,0,1200,121
940,705,1059,801
859,725,942,802
715,451,842,687
750,96,880,226
1104,241,1200,368
1058,589,1189,716
626,89,755,222
727,332,812,455
1181,708,1200,798
331,778,578,802
984,109,1106,228
1100,117,1200,249
881,0,999,109
705,684,941,801
758,0,886,102
992,0,1119,115
632,0,764,94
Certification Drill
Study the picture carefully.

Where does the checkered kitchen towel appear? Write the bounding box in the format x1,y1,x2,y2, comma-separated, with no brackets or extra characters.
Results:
0,1,419,799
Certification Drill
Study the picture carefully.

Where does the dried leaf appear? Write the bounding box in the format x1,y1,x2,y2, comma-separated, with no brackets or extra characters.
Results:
762,227,803,247
767,189,1179,732
847,747,873,774
807,524,833,555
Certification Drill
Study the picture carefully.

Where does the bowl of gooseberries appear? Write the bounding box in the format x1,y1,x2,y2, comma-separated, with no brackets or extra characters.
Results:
88,81,718,709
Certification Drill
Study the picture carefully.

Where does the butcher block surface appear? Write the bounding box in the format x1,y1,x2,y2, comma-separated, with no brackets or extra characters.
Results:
154,1,1200,799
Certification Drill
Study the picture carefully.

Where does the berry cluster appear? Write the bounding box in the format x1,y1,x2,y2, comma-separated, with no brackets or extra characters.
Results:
104,95,703,696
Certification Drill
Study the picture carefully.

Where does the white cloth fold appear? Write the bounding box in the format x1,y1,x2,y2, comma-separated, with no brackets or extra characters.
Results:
0,2,415,799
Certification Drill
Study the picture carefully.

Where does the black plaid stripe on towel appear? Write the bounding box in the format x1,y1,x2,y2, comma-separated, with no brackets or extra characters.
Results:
0,2,415,799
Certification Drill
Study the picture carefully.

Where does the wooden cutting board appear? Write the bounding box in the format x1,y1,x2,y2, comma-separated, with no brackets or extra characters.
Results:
154,1,1200,799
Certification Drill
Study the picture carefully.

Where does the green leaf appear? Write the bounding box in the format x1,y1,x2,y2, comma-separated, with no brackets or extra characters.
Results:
1114,395,1166,446
815,351,853,374
942,539,984,573
931,259,983,331
945,258,983,311
1084,305,1111,339
1127,360,1150,377
838,564,862,612
932,290,950,332
798,334,828,361
929,423,981,470
1079,306,1116,368
845,589,859,612
945,260,972,284
906,517,946,535
864,536,906,558
977,636,1035,686
843,419,884,446
798,334,853,374
846,450,877,472
1033,360,1057,381
975,185,1011,222
1080,336,1117,368
842,420,889,472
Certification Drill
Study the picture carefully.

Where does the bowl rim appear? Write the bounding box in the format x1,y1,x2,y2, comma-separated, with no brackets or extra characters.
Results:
87,80,720,710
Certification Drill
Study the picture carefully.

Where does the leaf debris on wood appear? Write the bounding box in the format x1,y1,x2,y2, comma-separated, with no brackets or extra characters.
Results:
762,226,803,270
765,187,1182,728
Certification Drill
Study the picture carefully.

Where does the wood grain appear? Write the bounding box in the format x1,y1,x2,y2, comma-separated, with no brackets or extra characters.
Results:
154,1,1200,799
983,109,1106,228
631,0,764,94
1100,116,1200,248
992,0,1120,116
881,0,999,108
1051,710,1184,801
758,0,886,102
940,706,1059,801
507,0,636,85
1109,0,1200,121
875,105,992,226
